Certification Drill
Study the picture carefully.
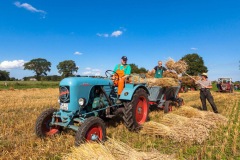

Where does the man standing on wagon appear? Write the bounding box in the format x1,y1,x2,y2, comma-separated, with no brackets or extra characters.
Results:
151,61,167,78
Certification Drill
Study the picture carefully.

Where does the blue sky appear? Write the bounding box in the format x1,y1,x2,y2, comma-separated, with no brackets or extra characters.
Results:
0,0,240,81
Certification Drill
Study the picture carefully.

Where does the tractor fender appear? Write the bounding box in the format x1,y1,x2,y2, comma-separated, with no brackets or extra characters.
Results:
119,84,149,101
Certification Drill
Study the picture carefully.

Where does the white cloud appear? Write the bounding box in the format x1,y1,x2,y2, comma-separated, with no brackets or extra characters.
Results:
92,69,100,72
82,71,92,75
74,51,83,55
97,29,124,38
96,33,109,37
14,1,46,18
81,68,101,76
0,60,25,69
111,30,123,37
85,67,91,70
191,47,198,50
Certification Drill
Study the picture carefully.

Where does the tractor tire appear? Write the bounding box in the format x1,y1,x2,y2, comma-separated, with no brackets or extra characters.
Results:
75,116,106,146
164,100,172,113
123,88,149,131
35,108,62,137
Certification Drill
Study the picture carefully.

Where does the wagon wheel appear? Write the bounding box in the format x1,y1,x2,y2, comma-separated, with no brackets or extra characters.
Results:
164,100,173,113
123,88,149,131
75,117,106,146
35,108,62,137
105,70,119,80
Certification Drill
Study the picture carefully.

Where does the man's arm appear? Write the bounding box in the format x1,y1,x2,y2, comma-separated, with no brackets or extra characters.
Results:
150,66,157,73
206,81,212,89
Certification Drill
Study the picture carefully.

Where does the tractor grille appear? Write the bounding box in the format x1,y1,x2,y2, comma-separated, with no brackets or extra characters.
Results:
59,86,70,103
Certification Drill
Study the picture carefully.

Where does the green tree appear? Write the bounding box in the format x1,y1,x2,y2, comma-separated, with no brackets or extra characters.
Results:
0,70,10,81
129,63,148,74
24,58,51,81
57,60,78,77
181,53,208,76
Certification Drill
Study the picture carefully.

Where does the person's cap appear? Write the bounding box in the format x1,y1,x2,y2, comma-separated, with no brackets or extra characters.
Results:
121,56,128,61
201,73,208,78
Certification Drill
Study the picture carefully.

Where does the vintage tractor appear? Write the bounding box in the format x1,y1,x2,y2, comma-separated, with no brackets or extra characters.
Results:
35,70,183,145
217,78,234,93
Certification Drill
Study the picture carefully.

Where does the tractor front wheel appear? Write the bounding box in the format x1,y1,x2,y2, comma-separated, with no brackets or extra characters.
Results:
75,116,106,146
123,88,149,131
35,108,62,137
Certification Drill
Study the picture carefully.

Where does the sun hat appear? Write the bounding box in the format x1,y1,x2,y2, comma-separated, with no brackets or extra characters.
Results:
201,73,208,78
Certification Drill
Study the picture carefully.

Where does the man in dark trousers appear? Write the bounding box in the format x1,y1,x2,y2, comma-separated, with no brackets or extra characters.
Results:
196,73,219,113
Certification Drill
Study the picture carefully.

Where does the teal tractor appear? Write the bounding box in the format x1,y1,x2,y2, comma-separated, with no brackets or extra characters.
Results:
35,70,182,145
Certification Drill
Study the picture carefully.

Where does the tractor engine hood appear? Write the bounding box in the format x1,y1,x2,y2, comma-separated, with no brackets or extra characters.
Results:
59,77,113,113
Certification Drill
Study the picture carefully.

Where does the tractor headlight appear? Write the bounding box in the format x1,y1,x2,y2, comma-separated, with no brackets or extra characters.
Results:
78,98,85,106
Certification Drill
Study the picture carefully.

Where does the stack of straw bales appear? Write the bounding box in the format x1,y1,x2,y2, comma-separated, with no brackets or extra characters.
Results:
130,75,179,87
141,106,228,144
146,78,179,87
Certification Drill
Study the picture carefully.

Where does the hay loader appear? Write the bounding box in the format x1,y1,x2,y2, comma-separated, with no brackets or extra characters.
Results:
35,70,183,145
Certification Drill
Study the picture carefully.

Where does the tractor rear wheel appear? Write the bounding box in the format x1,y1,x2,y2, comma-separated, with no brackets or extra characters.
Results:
164,100,173,113
75,116,106,146
35,108,62,137
123,88,149,131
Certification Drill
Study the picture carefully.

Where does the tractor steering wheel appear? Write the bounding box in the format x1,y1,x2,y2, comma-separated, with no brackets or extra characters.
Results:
105,70,119,80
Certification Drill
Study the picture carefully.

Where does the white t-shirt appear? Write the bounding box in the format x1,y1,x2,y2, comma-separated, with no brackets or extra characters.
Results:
196,80,211,89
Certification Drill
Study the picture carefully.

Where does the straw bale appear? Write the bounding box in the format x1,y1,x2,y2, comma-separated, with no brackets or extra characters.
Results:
203,112,228,125
146,71,155,78
174,106,205,118
63,142,115,160
173,60,188,74
170,121,209,144
141,121,171,137
163,71,178,79
64,138,176,160
142,106,228,144
146,78,179,87
130,75,146,83
165,58,175,70
160,114,189,127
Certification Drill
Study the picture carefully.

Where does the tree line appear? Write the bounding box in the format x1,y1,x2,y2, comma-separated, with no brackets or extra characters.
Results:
1,53,210,81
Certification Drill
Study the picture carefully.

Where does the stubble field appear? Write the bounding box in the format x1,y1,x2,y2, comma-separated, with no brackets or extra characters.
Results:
0,88,239,160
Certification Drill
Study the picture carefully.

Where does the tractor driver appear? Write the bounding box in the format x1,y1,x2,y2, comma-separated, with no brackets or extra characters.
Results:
113,56,131,104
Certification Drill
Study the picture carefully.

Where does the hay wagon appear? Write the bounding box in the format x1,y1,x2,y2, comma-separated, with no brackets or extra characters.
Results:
130,74,184,113
148,86,183,113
